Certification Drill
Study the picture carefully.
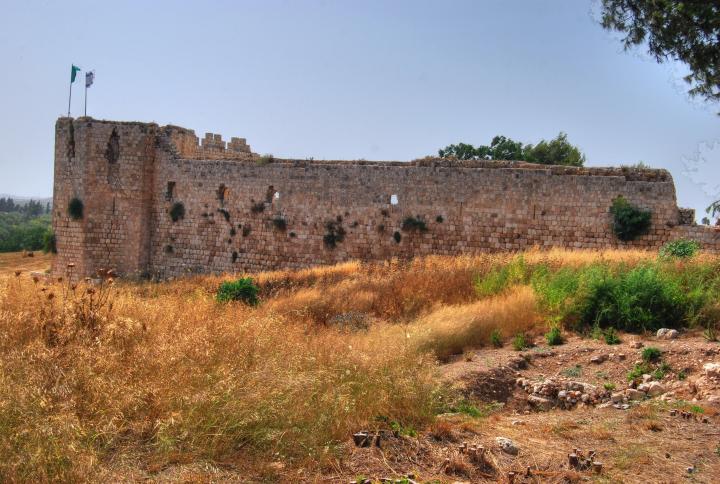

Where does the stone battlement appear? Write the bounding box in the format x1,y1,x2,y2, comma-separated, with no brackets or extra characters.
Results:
51,117,720,279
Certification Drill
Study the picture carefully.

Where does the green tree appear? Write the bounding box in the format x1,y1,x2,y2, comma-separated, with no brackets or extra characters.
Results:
525,132,585,167
599,1,720,106
438,132,585,166
600,1,720,215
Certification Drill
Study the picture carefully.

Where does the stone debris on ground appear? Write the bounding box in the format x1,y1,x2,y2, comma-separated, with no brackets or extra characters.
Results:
495,436,519,455
656,328,679,340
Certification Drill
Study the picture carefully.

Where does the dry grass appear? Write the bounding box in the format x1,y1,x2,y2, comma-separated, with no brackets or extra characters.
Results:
0,273,439,481
0,247,715,481
0,251,52,275
415,286,539,361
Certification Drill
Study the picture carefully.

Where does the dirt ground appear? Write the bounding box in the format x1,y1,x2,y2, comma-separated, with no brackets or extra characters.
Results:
128,333,720,483
325,333,720,484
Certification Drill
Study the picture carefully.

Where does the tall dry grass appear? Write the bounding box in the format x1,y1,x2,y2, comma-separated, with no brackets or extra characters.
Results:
0,274,437,481
414,286,539,361
0,248,687,480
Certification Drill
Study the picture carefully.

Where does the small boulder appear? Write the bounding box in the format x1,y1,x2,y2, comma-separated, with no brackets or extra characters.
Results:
495,437,519,455
626,388,645,401
611,392,624,403
590,354,608,364
630,341,644,349
703,363,720,379
646,381,666,397
656,328,679,340
527,395,554,411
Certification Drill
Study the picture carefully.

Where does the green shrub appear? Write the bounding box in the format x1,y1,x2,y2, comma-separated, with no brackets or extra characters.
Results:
272,217,287,231
641,346,662,363
0,213,52,253
660,239,700,258
704,325,718,342
562,365,582,378
545,326,564,346
610,196,651,241
604,382,616,391
476,256,529,298
603,327,621,345
531,265,581,315
490,329,503,348
323,221,346,248
577,265,688,333
627,362,652,381
401,216,428,232
42,228,57,254
653,362,671,380
216,277,260,305
169,202,185,222
512,333,529,351
67,197,84,220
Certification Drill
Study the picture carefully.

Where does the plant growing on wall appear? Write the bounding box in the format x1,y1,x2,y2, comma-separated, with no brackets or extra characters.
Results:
169,202,185,222
217,208,231,222
67,197,84,220
610,196,651,241
272,216,287,231
401,216,428,232
393,231,402,243
323,220,346,249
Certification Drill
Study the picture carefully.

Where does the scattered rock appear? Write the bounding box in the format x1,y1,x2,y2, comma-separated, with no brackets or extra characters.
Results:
646,381,666,397
496,437,519,455
590,354,608,364
611,392,624,403
527,395,553,411
656,328,679,340
630,341,644,349
703,363,720,379
625,388,645,401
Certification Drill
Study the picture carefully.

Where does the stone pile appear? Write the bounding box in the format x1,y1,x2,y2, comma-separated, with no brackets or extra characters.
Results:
516,377,610,410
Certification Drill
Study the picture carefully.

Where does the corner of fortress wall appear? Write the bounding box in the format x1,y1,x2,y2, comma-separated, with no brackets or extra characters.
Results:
51,117,720,279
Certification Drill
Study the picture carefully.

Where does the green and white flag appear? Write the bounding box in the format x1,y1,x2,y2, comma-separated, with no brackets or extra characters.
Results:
70,65,81,83
85,71,94,88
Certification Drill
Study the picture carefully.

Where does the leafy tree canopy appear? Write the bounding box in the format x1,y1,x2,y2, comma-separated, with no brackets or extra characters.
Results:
600,0,720,106
438,132,585,167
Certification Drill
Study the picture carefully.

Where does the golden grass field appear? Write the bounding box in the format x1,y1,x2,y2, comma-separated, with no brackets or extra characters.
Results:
0,248,718,482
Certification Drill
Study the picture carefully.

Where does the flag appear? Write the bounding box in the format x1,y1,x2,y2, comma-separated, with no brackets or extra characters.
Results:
70,65,81,83
85,71,94,88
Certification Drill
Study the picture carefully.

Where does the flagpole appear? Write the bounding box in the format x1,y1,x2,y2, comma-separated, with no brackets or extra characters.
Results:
68,79,72,117
84,81,87,117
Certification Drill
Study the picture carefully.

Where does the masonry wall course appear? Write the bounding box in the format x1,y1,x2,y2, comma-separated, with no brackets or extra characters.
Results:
51,117,720,279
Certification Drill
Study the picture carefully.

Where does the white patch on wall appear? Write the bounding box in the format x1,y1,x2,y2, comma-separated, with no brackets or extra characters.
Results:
390,194,398,205
274,191,280,200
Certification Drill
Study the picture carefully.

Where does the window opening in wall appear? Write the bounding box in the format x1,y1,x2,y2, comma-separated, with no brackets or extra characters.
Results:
390,194,399,205
105,129,120,164
166,182,176,201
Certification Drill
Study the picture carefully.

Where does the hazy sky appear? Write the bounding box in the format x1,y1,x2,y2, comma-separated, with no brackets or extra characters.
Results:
1,0,718,219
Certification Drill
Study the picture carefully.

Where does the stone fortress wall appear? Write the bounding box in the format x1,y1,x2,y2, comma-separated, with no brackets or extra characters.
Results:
51,117,720,279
